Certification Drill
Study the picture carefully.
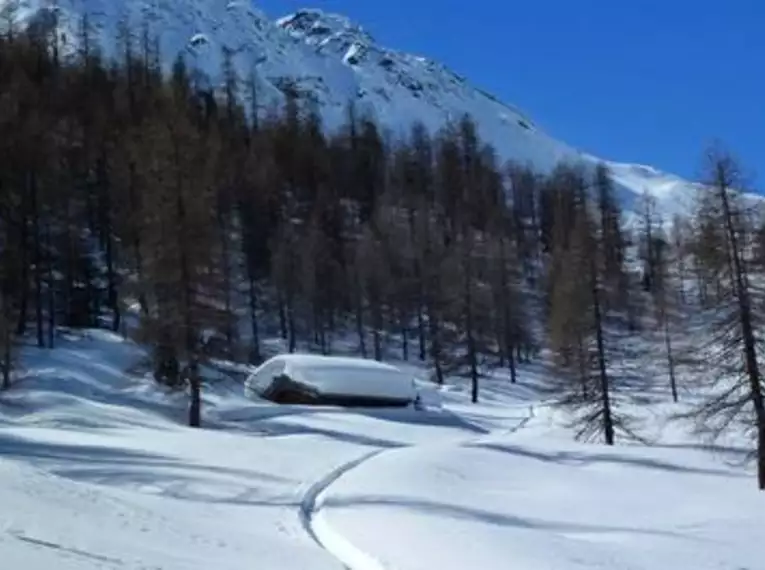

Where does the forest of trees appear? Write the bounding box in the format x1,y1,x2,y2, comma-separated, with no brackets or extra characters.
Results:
0,17,764,487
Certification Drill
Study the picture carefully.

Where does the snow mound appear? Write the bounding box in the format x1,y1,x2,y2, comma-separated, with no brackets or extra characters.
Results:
246,354,417,403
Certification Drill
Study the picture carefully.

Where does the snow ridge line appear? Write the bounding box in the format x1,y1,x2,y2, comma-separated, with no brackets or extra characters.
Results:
300,404,536,570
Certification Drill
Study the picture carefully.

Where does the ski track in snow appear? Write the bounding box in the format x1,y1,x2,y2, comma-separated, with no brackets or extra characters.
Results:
300,404,537,570
9,531,123,566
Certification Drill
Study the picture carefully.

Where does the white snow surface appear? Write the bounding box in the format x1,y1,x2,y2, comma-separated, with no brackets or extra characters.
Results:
245,353,417,402
318,418,761,570
0,0,746,213
1,330,763,569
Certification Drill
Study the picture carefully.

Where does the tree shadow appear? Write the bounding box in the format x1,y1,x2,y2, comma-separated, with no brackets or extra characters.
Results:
323,494,703,541
0,431,296,505
351,407,491,435
468,442,748,478
222,418,407,449
645,442,754,469
213,402,490,444
3,358,188,428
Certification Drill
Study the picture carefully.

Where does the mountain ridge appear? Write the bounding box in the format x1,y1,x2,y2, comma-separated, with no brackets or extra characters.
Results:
1,0,708,212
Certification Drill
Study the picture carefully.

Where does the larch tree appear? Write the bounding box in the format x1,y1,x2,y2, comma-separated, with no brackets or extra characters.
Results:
545,164,642,445
138,55,220,427
682,147,765,489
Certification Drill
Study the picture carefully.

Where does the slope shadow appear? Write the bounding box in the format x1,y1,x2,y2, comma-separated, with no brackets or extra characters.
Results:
222,418,408,449
351,407,491,434
469,442,747,478
0,393,185,432
443,371,547,406
214,405,489,447
322,494,701,541
646,442,754,468
4,355,188,428
0,432,295,505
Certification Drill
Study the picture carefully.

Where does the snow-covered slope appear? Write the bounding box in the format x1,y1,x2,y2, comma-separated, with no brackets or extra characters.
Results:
1,332,762,569
0,0,727,211
0,330,495,569
318,424,761,570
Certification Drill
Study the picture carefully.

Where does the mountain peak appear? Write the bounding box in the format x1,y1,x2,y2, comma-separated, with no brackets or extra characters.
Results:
277,8,377,68
277,9,374,46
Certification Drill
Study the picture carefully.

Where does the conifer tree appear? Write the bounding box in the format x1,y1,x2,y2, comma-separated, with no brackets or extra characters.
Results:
682,147,765,489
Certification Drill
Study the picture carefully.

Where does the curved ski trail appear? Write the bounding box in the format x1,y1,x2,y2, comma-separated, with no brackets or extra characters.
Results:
299,404,536,570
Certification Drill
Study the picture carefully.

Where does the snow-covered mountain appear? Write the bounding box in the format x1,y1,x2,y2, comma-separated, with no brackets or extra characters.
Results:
3,0,704,212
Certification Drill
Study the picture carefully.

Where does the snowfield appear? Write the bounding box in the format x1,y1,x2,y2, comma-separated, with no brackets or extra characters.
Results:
317,419,761,570
0,331,763,569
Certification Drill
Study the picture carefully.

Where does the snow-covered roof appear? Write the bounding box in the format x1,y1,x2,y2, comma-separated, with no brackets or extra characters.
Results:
249,354,416,402
274,353,402,372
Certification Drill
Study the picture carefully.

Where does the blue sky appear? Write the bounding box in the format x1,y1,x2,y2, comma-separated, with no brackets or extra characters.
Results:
257,1,763,183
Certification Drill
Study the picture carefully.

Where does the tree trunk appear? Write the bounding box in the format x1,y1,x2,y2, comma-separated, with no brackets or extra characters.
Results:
30,172,44,348
44,218,54,349
318,311,328,355
98,156,120,332
507,340,517,384
759,421,765,491
16,195,28,337
287,297,296,353
128,162,148,317
172,137,202,430
401,311,409,362
590,262,614,445
464,249,479,404
468,329,479,403
217,210,233,352
247,271,261,364
676,257,686,306
372,327,382,362
278,292,288,341
417,303,426,361
1,293,11,390
188,361,201,428
503,301,517,383
2,336,10,390
427,299,444,385
576,333,589,400
718,179,765,489
663,316,678,403
355,299,367,358
371,290,383,361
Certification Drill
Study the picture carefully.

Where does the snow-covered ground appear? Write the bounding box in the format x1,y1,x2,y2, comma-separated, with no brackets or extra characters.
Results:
317,412,761,570
0,331,762,569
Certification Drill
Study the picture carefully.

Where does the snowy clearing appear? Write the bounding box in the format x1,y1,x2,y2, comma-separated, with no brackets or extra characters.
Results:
317,410,760,570
0,332,762,569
